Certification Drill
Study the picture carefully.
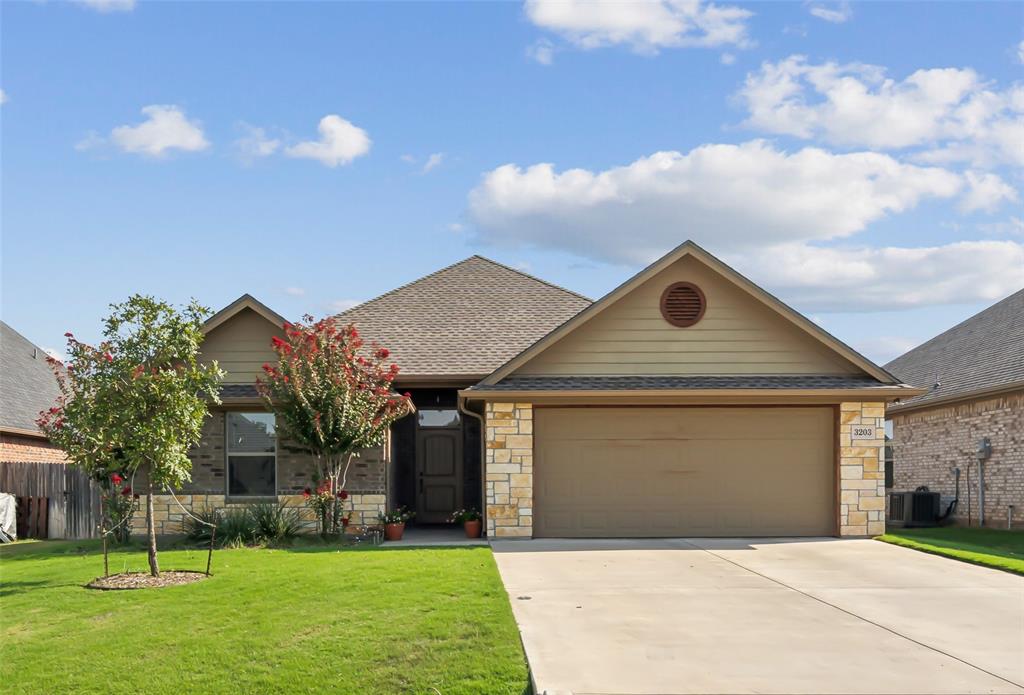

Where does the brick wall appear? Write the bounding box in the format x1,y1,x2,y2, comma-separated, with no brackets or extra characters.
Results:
484,402,533,538
0,433,67,463
183,411,386,496
838,402,887,536
891,390,1023,527
130,410,388,535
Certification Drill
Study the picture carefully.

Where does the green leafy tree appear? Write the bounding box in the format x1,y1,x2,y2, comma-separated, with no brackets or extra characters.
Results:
257,317,411,535
38,295,223,576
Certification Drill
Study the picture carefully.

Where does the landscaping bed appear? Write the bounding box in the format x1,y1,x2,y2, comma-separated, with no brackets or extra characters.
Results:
878,526,1024,575
0,539,529,694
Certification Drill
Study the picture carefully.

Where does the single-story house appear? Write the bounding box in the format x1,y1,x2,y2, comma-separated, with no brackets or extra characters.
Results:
885,288,1023,528
139,241,923,538
1,321,67,464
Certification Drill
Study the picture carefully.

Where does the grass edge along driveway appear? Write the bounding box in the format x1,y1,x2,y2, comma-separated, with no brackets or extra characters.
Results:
0,540,529,695
878,526,1024,576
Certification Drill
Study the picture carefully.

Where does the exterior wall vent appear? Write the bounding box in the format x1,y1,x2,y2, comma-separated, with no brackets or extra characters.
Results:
659,282,706,327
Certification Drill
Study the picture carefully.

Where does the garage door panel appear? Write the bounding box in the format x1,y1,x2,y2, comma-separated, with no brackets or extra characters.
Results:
534,407,834,538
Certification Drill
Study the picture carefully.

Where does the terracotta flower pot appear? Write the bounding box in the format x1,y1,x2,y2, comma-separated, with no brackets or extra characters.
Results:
464,519,482,539
384,522,405,541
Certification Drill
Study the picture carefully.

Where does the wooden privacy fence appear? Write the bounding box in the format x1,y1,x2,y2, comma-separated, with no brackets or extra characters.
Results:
0,461,101,539
15,496,48,539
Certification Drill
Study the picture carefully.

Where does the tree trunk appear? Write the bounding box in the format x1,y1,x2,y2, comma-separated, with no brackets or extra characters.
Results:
146,474,160,577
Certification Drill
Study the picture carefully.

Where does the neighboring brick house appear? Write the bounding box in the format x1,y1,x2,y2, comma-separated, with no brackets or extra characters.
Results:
141,242,923,538
885,289,1024,528
0,321,66,464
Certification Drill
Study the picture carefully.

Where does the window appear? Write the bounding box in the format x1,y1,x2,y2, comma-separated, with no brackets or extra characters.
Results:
418,409,460,428
226,412,276,496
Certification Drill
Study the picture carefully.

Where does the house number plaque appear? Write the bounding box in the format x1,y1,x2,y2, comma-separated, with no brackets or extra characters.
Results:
851,425,877,440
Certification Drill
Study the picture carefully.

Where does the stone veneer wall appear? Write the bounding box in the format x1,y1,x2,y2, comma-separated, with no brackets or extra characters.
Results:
130,493,387,536
839,401,887,536
484,402,533,538
891,391,1023,527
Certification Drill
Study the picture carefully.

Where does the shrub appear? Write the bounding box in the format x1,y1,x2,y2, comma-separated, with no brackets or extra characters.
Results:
249,502,302,543
182,506,222,544
218,508,258,547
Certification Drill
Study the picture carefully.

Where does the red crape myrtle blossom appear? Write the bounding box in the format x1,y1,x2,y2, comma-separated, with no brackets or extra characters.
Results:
257,316,411,535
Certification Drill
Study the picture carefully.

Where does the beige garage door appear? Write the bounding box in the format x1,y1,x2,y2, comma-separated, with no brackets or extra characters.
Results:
534,407,835,538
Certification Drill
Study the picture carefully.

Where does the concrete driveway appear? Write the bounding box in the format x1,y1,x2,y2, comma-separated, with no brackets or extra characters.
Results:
492,538,1024,695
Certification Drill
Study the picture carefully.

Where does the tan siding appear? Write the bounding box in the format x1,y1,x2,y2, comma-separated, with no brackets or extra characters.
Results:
199,308,282,384
515,255,860,376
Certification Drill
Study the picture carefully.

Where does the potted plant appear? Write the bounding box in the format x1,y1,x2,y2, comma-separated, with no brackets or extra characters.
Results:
378,507,414,541
450,508,483,538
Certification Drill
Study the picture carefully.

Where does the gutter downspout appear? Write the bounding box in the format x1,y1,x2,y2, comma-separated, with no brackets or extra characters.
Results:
458,395,487,536
978,461,986,528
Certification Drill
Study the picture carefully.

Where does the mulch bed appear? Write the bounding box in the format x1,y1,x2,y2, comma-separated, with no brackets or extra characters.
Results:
86,571,209,590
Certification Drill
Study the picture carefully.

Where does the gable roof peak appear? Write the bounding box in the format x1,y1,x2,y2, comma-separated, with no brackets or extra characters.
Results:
479,239,899,385
202,294,287,334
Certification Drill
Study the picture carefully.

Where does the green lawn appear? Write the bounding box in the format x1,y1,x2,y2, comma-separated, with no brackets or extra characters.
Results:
0,540,530,694
878,526,1024,575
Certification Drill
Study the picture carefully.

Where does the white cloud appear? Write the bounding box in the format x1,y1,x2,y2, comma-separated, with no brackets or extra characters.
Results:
328,299,362,313
234,123,280,163
0,89,7,105
524,0,754,55
806,2,852,23
466,141,1024,311
468,140,970,266
853,336,921,364
284,287,305,297
737,57,1024,168
1017,40,1024,65
73,0,135,12
74,131,106,152
978,216,1024,237
959,171,1019,213
719,52,736,66
400,154,416,164
731,241,1024,311
422,152,445,173
527,38,556,65
284,115,371,167
107,105,209,157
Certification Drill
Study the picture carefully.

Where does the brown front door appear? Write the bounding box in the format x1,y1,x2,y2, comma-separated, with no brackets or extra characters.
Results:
415,427,463,524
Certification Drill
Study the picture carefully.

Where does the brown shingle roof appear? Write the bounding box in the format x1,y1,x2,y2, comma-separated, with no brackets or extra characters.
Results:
335,256,591,379
1,322,62,435
885,288,1024,411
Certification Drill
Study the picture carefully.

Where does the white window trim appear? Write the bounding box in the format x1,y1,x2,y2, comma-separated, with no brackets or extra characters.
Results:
225,411,278,498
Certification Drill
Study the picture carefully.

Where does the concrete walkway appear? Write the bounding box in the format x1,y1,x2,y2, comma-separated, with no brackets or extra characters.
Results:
492,538,1024,695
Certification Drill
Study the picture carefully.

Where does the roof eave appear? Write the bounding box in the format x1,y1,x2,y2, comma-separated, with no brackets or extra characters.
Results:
460,385,924,402
887,380,1024,415
0,425,49,439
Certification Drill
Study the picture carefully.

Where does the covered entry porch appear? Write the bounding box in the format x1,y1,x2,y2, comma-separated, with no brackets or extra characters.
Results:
389,389,483,528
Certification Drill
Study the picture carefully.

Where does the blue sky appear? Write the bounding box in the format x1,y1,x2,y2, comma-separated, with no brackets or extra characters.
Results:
2,0,1022,365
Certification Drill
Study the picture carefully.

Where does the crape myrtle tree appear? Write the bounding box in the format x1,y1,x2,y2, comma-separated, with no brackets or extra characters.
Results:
37,296,223,576
257,316,412,535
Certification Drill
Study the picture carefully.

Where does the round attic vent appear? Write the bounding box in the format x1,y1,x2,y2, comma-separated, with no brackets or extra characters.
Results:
660,282,706,327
